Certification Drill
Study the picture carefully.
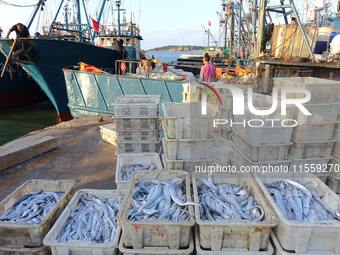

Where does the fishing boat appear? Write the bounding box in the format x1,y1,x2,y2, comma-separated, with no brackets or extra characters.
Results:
0,53,44,108
0,0,142,122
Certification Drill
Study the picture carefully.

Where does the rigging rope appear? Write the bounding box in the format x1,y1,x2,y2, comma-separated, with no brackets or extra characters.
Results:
0,0,38,7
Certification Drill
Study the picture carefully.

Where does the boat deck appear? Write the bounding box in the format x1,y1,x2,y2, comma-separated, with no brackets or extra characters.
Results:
0,117,117,201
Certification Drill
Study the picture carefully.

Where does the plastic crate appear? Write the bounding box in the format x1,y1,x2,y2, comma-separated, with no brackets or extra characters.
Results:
273,77,339,104
289,155,332,171
162,137,215,161
192,173,277,251
326,174,340,194
195,227,274,255
289,139,335,159
233,117,293,145
182,82,202,94
233,144,291,169
333,142,340,160
115,95,160,104
116,141,160,154
100,124,118,145
0,245,50,255
293,122,337,142
162,102,213,140
118,234,194,255
112,117,159,130
214,137,234,165
294,102,339,124
232,130,291,162
330,158,340,178
0,180,75,247
43,189,126,255
255,174,340,253
115,153,163,190
121,171,195,249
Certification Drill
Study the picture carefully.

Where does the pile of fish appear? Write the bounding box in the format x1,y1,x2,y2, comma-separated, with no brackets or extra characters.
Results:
58,193,121,243
128,178,193,222
265,180,340,223
121,162,157,182
0,191,64,224
198,179,264,222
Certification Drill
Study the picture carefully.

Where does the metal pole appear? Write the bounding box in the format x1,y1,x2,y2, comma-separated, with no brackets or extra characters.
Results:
230,2,235,50
64,5,69,30
27,0,43,29
253,0,258,43
76,0,82,39
48,0,65,35
116,0,122,35
238,0,242,50
289,0,316,62
81,0,93,42
92,0,106,39
256,0,266,56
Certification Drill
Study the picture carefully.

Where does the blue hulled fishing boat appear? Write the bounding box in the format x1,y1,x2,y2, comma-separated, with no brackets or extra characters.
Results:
0,0,141,121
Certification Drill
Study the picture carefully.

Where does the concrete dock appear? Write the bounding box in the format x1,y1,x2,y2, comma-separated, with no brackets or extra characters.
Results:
0,117,117,201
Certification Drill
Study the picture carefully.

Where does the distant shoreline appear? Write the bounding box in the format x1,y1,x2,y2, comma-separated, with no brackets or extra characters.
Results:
146,45,204,52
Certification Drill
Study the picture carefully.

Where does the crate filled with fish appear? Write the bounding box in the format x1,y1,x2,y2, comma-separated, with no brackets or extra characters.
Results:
114,95,160,118
192,173,276,252
255,174,340,253
43,189,125,255
231,130,291,162
119,235,194,255
0,179,75,247
115,153,163,190
0,244,51,255
194,227,275,255
121,171,195,249
162,102,213,140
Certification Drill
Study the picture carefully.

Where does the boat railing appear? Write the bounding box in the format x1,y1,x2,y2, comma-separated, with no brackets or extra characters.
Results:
115,59,141,75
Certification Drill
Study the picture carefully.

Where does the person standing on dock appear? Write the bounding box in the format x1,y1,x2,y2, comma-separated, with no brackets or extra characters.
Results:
200,53,217,82
6,23,30,39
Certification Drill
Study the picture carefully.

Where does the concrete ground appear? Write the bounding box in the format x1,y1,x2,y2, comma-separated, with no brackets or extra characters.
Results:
0,117,117,201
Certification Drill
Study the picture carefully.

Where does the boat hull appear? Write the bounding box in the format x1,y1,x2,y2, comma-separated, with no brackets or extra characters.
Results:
63,69,184,118
0,54,44,108
0,39,120,122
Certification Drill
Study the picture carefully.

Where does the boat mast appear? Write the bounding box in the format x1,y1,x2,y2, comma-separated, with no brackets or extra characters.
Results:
115,0,125,36
76,0,82,39
27,0,45,29
48,0,66,35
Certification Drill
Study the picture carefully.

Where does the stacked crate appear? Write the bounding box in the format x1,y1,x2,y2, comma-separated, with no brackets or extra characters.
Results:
161,102,215,172
274,77,339,181
182,82,202,103
232,94,293,169
113,95,160,154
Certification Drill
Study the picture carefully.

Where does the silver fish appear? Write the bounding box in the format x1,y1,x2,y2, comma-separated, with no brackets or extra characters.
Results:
0,191,64,224
121,163,157,181
57,193,122,243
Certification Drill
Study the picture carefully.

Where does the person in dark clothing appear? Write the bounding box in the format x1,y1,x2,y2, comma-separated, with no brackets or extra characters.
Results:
0,27,3,38
115,39,127,59
150,55,156,69
6,23,30,39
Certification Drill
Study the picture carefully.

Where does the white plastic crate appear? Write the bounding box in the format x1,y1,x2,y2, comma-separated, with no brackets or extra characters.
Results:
214,127,232,140
273,77,339,104
116,95,160,104
289,139,335,159
326,174,340,194
195,227,274,255
233,117,294,145
100,124,117,145
162,102,213,139
43,189,125,255
293,122,337,142
232,130,290,162
115,95,160,117
233,145,291,169
115,130,159,142
162,136,215,161
115,153,163,190
255,174,340,253
333,142,340,160
192,173,277,252
121,171,195,249
116,141,159,154
214,137,234,165
294,102,339,124
118,234,194,255
289,155,332,172
0,245,50,255
162,145,214,172
182,82,202,94
112,117,159,130
330,158,340,178
0,180,75,247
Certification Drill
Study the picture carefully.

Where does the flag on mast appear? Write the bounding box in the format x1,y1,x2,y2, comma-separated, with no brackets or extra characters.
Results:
91,18,100,32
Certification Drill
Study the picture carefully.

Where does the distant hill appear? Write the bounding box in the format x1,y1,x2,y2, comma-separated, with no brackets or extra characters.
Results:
147,45,204,52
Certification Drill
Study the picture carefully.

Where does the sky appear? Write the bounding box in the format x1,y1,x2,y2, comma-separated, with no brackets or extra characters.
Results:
0,0,338,50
